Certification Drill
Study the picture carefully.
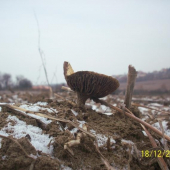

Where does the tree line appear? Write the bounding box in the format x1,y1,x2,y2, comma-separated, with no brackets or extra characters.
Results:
0,73,32,90
114,68,170,83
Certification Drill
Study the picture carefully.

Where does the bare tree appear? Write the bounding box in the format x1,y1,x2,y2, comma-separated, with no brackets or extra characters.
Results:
16,76,32,90
2,73,12,89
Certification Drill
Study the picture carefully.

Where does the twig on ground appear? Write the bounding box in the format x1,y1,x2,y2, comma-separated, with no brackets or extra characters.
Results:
0,134,36,160
54,93,76,106
61,86,73,92
29,159,36,170
141,125,169,170
33,11,53,97
93,98,170,142
158,120,169,151
1,104,47,130
132,103,170,116
60,86,170,142
94,140,116,170
64,124,87,155
49,108,65,131
127,144,132,170
1,104,95,139
126,108,169,170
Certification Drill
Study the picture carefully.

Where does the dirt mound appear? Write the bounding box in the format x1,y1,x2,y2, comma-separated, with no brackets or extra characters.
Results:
0,92,169,170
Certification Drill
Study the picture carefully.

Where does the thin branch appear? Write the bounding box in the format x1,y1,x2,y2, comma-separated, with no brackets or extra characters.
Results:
132,103,170,115
141,125,169,170
54,93,76,106
2,104,47,130
92,98,170,142
94,140,116,170
0,134,36,160
158,120,169,151
61,86,73,92
33,11,50,87
60,86,170,142
2,104,95,139
126,108,169,170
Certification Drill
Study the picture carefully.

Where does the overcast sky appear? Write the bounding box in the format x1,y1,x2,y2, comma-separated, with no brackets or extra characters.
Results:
0,0,170,85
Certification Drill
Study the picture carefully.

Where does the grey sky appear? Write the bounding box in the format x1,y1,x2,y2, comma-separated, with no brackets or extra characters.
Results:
0,0,170,84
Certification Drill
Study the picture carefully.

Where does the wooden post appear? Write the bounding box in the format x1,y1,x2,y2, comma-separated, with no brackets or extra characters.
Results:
124,65,137,109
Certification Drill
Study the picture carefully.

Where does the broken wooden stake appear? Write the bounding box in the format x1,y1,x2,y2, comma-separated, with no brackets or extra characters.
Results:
124,65,137,109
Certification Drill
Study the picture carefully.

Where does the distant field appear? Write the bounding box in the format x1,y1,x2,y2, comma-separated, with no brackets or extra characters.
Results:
118,79,170,91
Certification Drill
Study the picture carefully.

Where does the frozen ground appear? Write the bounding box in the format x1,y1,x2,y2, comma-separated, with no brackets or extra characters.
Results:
0,93,170,169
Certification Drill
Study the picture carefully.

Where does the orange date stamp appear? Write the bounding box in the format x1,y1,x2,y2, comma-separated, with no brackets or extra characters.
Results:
142,150,170,158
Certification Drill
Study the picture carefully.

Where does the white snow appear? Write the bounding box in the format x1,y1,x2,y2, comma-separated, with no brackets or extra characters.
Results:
70,121,86,134
121,139,134,145
61,165,72,170
163,107,170,111
27,113,52,125
92,104,112,115
35,102,48,106
18,104,60,125
78,120,86,128
0,102,12,105
92,105,97,110
153,120,170,144
142,131,148,137
20,104,58,114
153,120,170,137
71,109,78,116
2,155,7,160
14,108,52,125
20,104,41,112
0,115,53,155
117,98,124,102
70,128,78,134
148,103,163,107
103,112,113,116
90,129,116,147
138,107,148,114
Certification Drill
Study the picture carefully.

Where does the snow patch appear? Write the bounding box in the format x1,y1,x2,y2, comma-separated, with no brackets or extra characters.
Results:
2,155,7,160
0,115,53,155
20,104,40,112
78,120,86,128
71,109,78,116
142,131,147,137
20,104,58,113
70,128,78,134
70,121,86,134
92,104,112,114
27,113,52,125
103,112,113,116
90,129,116,147
138,107,148,114
153,121,170,137
60,165,72,170
35,102,48,106
148,103,163,107
121,139,134,145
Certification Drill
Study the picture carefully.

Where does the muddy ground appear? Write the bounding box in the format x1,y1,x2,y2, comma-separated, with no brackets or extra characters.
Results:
0,91,170,170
